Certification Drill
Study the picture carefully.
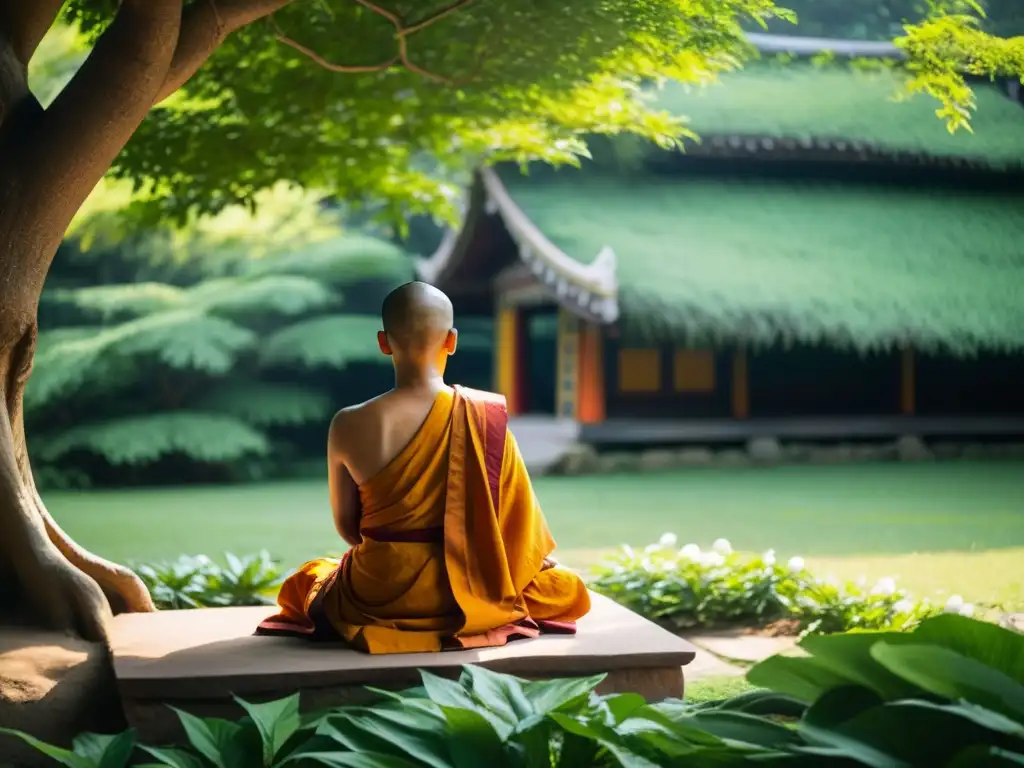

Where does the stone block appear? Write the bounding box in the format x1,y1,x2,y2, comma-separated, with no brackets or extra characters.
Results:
674,448,714,467
746,438,783,464
896,435,933,462
551,443,600,475
110,593,696,744
638,449,677,472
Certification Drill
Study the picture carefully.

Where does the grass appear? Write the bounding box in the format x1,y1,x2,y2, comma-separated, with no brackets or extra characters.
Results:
47,460,1024,609
684,676,757,704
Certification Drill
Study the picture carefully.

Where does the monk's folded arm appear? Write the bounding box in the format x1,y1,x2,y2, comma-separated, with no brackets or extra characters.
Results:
327,414,363,547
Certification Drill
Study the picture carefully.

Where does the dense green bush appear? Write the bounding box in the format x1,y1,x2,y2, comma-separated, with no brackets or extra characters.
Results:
591,535,943,635
131,551,285,610
30,233,415,489
4,615,1022,766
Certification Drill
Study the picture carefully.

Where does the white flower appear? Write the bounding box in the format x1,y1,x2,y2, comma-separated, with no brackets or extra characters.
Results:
944,595,964,613
893,599,915,614
959,603,975,617
644,543,663,554
712,538,733,556
659,532,678,549
762,549,777,567
679,544,701,560
621,544,635,559
872,577,897,596
787,556,805,573
701,551,726,568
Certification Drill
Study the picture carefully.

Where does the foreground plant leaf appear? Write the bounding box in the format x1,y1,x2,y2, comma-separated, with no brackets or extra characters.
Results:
870,644,1024,723
136,745,206,768
168,709,257,768
72,731,138,768
911,614,1024,683
233,693,301,767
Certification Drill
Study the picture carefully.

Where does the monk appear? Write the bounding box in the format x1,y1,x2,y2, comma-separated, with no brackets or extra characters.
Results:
256,281,590,653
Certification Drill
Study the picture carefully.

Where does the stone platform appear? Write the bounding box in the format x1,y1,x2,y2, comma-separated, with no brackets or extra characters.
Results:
110,592,696,743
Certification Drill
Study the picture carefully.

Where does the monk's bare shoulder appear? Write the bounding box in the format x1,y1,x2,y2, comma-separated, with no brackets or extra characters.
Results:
328,394,394,455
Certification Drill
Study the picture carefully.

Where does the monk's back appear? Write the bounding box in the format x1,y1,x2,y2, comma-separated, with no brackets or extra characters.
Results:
341,385,452,485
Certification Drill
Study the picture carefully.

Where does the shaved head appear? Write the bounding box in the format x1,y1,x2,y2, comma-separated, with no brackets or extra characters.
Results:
381,281,455,350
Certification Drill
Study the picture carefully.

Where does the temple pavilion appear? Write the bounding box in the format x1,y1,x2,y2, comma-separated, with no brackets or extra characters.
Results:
417,36,1024,446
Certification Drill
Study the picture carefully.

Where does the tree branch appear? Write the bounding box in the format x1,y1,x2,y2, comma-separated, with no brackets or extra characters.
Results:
0,0,67,65
156,0,297,104
16,0,182,255
276,0,482,85
400,0,475,37
271,15,397,73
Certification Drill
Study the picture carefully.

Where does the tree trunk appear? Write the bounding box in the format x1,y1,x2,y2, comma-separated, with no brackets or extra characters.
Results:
0,259,155,644
0,0,296,646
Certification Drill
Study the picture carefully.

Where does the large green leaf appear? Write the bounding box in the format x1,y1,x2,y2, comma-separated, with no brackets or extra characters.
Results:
520,674,608,716
870,644,1024,723
796,632,919,700
167,709,252,768
194,381,333,427
832,698,1020,765
803,686,885,730
680,689,807,718
911,615,1024,684
0,728,90,768
233,694,301,767
549,713,663,768
318,707,452,768
35,412,271,465
746,654,860,704
135,746,206,768
280,750,421,767
683,711,803,750
895,700,1024,739
460,666,534,726
439,707,508,768
72,731,138,768
259,315,386,370
796,721,909,768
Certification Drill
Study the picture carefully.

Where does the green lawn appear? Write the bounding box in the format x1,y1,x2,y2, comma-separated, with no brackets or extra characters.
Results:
47,461,1024,608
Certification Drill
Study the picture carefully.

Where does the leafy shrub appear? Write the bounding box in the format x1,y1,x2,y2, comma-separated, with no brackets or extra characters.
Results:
4,615,1022,766
591,535,942,635
30,229,423,488
131,551,284,609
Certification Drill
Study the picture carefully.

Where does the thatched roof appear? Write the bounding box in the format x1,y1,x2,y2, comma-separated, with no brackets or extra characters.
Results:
498,166,1024,354
654,64,1024,168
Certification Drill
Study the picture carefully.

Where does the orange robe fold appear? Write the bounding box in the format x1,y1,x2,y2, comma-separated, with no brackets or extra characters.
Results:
256,386,590,653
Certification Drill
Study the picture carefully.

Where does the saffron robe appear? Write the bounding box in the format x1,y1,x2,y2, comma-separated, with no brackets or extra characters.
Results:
256,386,591,653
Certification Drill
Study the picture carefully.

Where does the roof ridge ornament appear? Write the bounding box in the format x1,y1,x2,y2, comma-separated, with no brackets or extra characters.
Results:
479,167,619,323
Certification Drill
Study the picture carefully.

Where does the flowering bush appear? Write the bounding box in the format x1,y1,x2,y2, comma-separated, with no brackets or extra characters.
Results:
590,534,953,635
